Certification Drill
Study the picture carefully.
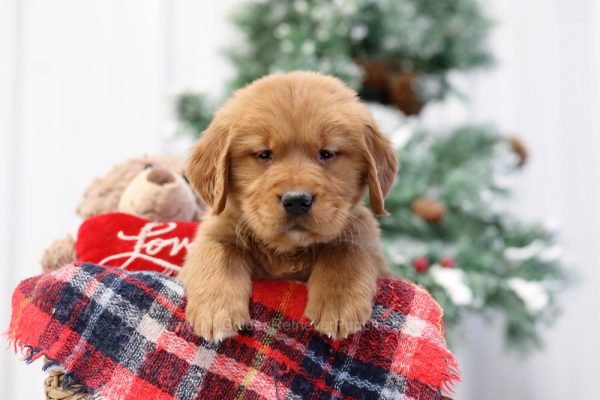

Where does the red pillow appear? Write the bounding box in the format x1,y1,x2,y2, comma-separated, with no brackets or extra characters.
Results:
75,212,198,276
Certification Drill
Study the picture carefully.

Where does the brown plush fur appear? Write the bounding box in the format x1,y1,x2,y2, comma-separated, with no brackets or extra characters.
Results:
41,155,205,271
77,155,203,220
180,72,398,341
40,235,76,273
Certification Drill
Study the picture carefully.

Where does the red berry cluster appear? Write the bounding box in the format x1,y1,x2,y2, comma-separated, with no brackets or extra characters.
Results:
412,256,455,273
441,257,455,268
412,257,429,273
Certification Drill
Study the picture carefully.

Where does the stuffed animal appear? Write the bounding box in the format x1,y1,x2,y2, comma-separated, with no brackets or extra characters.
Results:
40,155,205,273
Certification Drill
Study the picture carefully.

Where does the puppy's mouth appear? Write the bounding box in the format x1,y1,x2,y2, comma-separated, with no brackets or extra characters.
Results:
284,219,312,233
281,222,315,243
289,224,308,232
286,226,308,242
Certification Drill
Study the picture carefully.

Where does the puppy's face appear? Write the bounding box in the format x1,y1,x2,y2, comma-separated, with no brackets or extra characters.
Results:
187,72,397,251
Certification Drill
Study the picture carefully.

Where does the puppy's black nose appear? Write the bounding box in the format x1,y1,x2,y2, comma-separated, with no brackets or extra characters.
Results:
281,191,313,216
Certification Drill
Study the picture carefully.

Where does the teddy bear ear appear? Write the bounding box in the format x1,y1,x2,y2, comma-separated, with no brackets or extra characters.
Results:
76,159,148,218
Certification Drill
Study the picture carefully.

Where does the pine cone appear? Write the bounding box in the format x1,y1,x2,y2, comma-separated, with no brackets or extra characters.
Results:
360,59,392,90
509,136,529,167
358,59,393,104
411,198,446,224
388,72,423,116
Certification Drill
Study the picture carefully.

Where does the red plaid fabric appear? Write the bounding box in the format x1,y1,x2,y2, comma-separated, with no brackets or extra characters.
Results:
8,263,459,399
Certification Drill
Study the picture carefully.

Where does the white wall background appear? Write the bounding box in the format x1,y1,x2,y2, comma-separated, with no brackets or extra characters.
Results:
0,0,598,399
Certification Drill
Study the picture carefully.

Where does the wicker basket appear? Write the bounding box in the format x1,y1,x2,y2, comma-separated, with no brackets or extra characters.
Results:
44,369,87,400
43,261,86,398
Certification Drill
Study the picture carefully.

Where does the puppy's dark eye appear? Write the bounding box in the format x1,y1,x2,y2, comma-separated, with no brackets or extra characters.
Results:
319,149,335,161
257,150,273,161
182,174,190,184
143,163,153,170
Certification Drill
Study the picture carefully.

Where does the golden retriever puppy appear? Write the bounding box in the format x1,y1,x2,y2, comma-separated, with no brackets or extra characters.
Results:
180,71,397,342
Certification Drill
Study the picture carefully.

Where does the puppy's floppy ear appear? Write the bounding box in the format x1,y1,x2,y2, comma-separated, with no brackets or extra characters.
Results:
185,119,231,214
363,122,398,216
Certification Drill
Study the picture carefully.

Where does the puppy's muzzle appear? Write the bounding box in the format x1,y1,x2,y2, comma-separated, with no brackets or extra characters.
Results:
281,191,313,217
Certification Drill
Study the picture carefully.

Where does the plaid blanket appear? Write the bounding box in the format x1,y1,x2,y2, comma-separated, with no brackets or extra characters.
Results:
8,263,459,400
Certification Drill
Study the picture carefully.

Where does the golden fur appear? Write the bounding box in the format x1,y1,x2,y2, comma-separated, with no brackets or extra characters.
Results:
179,71,398,341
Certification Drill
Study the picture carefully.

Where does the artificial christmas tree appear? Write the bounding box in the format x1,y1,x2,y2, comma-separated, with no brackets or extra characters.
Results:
380,124,567,347
177,0,494,130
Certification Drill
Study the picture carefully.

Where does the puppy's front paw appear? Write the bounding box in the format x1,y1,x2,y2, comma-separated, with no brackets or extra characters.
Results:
305,290,373,340
185,290,250,342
